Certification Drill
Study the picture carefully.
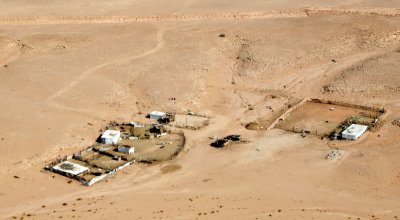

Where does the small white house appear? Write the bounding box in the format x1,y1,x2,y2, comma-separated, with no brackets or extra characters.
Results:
149,111,166,120
117,145,135,154
341,124,368,140
101,130,121,145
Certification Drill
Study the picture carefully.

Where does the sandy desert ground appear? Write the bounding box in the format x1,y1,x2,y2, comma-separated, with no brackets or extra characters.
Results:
1,0,400,219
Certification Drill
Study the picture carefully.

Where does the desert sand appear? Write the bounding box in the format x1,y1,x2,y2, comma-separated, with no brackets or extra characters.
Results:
1,0,400,219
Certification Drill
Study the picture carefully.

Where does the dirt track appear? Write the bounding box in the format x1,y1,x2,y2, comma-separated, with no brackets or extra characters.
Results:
45,27,166,117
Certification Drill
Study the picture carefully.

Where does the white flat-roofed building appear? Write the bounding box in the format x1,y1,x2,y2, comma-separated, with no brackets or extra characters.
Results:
101,130,121,145
341,124,368,140
130,121,143,127
53,161,89,175
117,145,135,154
149,111,166,120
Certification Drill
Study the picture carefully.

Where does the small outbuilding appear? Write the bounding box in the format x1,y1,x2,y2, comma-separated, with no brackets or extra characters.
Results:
101,130,121,145
149,111,167,120
117,145,135,154
130,121,144,127
341,124,368,140
53,161,89,175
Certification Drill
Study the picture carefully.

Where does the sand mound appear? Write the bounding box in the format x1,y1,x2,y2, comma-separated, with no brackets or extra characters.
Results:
245,122,262,130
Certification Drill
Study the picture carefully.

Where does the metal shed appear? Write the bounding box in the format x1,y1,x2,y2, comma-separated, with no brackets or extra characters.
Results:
149,111,167,120
341,124,368,140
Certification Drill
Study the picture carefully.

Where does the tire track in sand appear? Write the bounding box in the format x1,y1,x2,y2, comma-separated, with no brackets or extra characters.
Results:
45,27,165,117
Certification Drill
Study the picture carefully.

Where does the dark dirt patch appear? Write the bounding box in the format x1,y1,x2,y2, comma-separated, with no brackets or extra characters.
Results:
160,164,181,174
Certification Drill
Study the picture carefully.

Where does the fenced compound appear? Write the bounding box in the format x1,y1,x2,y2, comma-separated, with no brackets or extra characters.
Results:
44,121,185,186
273,98,385,138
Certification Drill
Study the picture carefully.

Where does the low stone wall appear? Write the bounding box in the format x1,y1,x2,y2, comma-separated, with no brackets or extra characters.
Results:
267,98,310,130
169,132,186,160
83,174,108,186
309,98,385,116
81,161,133,186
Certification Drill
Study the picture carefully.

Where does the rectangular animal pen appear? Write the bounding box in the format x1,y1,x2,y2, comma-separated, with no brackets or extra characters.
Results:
275,99,382,137
169,114,210,130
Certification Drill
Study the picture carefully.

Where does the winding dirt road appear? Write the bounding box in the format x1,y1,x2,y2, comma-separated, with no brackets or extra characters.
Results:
45,26,166,117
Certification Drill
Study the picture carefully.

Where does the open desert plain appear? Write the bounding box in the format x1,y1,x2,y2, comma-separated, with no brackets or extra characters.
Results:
1,0,400,219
